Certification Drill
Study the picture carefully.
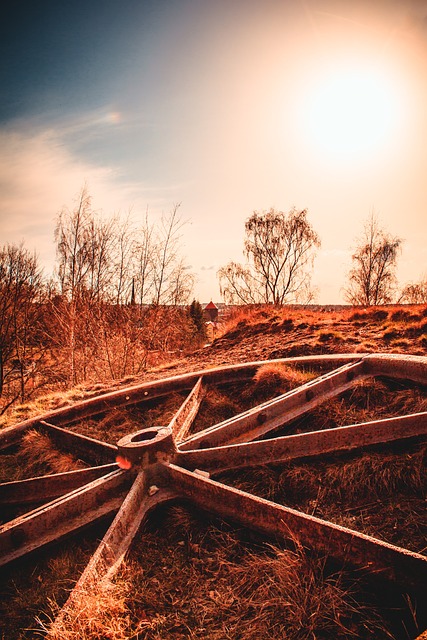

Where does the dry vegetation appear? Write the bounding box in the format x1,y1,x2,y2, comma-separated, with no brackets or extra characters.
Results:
0,304,426,639
43,506,398,640
208,303,427,363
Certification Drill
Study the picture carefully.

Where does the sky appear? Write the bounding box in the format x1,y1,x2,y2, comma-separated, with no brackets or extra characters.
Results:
1,0,427,304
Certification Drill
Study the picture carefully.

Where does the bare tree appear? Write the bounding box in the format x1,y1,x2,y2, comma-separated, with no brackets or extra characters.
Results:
55,186,90,385
218,261,260,305
218,208,320,305
112,214,136,306
54,186,117,384
56,186,92,300
151,204,194,306
0,243,45,410
56,187,116,303
54,190,195,385
345,214,402,306
399,278,427,304
85,216,116,304
133,211,155,307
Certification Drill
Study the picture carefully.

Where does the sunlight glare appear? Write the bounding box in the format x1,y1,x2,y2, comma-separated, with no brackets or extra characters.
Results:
300,63,403,161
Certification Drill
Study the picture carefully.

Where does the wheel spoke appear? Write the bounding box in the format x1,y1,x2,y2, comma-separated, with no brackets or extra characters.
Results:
167,376,205,442
0,469,131,567
52,471,178,629
0,464,118,505
39,420,117,464
162,462,427,590
176,412,427,473
179,360,366,450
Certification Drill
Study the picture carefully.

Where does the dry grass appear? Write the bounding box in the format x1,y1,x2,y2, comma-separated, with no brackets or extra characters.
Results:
190,386,244,434
1,304,427,638
253,362,314,393
0,385,115,431
214,303,427,360
219,440,426,555
0,543,99,639
51,393,188,446
44,571,147,640
0,429,84,484
2,303,426,430
63,504,394,640
232,362,317,406
2,499,421,639
190,363,316,434
287,378,427,434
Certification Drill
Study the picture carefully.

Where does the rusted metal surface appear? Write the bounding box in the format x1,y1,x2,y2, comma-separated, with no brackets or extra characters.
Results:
179,360,366,450
363,354,427,386
0,464,117,504
161,462,427,591
0,353,426,634
168,376,205,442
0,354,364,450
177,411,427,473
0,469,131,566
52,472,178,632
116,426,177,467
39,420,118,463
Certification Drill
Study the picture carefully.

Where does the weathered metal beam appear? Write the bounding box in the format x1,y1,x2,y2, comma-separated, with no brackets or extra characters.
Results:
0,355,363,450
364,354,427,386
179,360,366,450
176,412,427,473
0,464,117,505
38,420,117,464
51,472,177,633
0,469,131,567
167,377,205,443
79,472,177,579
162,463,427,590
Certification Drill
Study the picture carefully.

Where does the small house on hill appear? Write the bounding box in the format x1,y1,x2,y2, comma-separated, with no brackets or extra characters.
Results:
203,300,218,322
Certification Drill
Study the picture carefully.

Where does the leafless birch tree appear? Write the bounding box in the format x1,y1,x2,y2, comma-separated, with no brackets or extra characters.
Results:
399,278,427,304
218,208,320,305
151,204,194,306
345,214,401,306
54,190,195,385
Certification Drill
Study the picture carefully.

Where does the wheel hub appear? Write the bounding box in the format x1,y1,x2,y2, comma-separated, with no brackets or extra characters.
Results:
116,426,176,468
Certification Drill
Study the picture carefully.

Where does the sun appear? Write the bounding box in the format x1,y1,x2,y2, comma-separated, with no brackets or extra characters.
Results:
299,62,403,161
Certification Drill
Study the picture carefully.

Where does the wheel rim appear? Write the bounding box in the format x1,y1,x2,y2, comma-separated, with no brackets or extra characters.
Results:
1,353,426,630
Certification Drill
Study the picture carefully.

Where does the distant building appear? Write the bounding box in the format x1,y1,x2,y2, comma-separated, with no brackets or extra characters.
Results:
203,300,219,322
205,321,216,342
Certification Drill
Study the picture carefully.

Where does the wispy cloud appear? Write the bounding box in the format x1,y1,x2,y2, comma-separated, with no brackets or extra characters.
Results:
0,121,168,272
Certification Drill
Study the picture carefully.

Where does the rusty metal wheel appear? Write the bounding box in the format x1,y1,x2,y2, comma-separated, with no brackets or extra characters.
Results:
1,353,426,631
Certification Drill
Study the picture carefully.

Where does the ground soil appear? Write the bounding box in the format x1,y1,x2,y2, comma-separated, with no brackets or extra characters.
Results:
130,304,426,385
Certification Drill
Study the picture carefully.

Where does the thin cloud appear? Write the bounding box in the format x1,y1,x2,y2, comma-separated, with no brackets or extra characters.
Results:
0,123,168,273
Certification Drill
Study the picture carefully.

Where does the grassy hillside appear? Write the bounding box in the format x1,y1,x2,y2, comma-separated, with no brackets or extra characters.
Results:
0,304,426,639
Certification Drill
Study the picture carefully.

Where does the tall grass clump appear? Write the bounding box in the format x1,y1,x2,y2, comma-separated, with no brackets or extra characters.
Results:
251,362,314,398
44,567,149,640
0,429,84,484
86,504,396,640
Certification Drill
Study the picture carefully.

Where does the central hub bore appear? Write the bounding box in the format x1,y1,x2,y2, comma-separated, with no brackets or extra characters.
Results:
116,426,176,468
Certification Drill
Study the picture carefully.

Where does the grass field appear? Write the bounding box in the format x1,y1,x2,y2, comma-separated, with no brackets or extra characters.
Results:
1,304,426,639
